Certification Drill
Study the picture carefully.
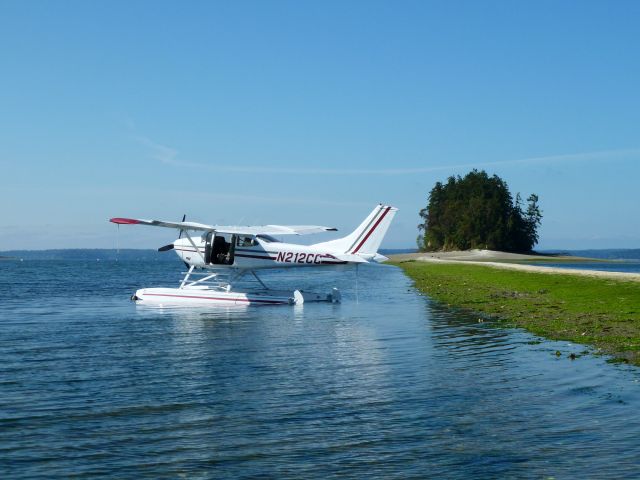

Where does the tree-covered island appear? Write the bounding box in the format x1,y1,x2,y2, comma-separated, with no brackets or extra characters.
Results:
417,170,542,252
394,170,640,365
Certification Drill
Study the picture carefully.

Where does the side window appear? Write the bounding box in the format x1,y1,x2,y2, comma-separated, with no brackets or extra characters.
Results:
237,236,255,247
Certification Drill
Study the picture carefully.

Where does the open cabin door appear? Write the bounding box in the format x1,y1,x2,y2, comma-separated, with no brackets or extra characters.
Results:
204,232,214,264
204,232,236,265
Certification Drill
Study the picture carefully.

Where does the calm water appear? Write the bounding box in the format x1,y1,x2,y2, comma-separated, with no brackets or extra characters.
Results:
1,260,640,479
535,249,640,274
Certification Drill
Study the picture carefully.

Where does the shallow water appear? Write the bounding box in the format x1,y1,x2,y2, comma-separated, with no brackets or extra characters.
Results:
1,260,639,479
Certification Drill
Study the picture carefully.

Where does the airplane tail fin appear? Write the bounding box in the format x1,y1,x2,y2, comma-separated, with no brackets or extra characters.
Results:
312,204,397,259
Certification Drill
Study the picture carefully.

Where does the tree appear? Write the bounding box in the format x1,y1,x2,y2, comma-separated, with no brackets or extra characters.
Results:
417,170,542,252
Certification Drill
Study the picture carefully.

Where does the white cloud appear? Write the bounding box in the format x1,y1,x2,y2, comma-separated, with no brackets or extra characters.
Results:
134,135,180,166
133,129,640,176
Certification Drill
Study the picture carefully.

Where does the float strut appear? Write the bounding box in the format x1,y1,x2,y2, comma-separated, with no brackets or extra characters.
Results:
252,271,269,290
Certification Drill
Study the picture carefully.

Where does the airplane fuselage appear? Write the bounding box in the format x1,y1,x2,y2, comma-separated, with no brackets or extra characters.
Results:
174,235,347,270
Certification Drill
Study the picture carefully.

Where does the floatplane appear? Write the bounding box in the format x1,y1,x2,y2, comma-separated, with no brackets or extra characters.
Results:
110,204,397,306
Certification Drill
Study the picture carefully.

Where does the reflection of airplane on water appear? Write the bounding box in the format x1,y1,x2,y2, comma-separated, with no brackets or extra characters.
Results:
110,204,397,306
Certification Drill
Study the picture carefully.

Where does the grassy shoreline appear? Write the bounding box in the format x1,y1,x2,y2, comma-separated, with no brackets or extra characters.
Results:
390,260,640,365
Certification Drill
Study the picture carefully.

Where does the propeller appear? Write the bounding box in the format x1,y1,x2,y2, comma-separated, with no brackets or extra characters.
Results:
178,214,186,239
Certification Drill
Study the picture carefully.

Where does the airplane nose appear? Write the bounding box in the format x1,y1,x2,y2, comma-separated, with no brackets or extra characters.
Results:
158,243,174,252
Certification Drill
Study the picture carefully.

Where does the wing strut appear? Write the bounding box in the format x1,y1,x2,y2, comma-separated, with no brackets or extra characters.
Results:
184,230,206,264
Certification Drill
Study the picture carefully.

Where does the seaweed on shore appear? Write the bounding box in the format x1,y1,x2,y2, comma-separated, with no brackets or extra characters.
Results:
391,261,640,366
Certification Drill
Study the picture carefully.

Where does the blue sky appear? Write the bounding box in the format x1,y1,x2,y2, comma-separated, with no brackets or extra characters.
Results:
1,0,639,250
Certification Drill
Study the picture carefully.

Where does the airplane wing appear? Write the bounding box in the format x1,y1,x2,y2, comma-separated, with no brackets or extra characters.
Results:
217,225,338,235
110,218,217,232
110,218,337,235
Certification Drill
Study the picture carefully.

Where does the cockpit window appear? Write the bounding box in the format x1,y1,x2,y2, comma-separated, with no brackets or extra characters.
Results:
237,236,256,247
256,234,279,243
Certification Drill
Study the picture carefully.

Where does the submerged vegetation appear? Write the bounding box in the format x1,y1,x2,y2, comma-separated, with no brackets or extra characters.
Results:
417,170,542,252
392,260,640,365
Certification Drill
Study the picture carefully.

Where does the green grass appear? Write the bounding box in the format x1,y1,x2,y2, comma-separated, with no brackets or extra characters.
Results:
391,261,640,365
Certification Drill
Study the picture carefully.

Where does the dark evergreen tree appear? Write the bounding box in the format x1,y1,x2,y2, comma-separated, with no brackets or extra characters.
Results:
417,170,542,252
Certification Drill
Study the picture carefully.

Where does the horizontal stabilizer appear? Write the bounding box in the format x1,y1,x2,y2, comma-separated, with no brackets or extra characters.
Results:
331,252,389,264
332,253,370,264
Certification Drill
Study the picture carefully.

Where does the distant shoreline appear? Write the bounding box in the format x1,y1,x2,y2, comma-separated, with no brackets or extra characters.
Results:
388,249,640,282
388,249,601,262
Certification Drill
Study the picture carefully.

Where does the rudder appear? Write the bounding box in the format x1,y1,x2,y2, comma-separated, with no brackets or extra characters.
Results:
312,204,397,255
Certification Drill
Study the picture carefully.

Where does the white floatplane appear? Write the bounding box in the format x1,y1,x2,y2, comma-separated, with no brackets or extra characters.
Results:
110,204,397,306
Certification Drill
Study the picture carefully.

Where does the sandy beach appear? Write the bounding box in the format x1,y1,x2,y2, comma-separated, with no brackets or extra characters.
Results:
388,249,640,283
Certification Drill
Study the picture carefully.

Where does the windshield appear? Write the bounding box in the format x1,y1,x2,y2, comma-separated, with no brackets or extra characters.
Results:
256,234,279,243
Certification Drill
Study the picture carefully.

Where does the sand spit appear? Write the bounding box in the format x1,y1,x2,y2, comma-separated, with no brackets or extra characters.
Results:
388,249,640,283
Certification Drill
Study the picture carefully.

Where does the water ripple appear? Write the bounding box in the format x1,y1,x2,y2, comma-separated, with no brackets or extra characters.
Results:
1,260,639,478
